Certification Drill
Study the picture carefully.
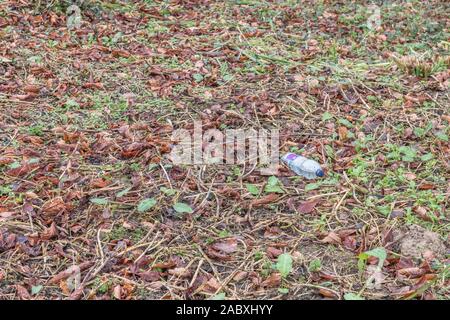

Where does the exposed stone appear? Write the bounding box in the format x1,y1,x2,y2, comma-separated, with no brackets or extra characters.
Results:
399,225,446,260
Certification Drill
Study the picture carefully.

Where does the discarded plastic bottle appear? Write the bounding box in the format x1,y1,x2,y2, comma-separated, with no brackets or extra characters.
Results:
281,153,324,180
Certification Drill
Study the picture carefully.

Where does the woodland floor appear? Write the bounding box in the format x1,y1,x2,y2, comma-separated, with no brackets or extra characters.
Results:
0,0,449,300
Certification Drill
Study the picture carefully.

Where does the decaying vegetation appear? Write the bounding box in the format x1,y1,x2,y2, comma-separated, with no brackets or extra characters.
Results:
0,0,448,300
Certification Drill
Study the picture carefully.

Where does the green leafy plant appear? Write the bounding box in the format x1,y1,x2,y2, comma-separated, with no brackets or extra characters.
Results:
278,288,289,294
420,153,434,162
435,131,448,142
218,230,231,238
344,293,365,300
160,187,176,196
338,118,353,128
173,202,193,214
358,247,387,273
245,183,260,196
305,182,321,191
90,198,108,205
398,146,417,162
28,124,44,136
264,176,284,194
0,185,12,196
308,259,322,272
138,198,157,213
322,112,333,121
31,285,43,295
209,292,226,300
193,73,204,82
116,187,131,198
275,253,293,278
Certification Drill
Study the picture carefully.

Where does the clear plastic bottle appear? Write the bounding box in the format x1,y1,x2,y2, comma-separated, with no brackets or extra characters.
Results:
281,153,324,180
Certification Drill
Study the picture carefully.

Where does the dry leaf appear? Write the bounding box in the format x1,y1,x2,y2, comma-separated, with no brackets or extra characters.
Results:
211,238,238,254
261,273,281,288
396,267,426,279
414,206,432,221
40,222,58,240
202,277,221,293
418,183,435,190
404,173,416,180
0,211,15,219
338,126,348,141
138,270,160,282
250,193,279,207
23,84,40,93
233,271,248,282
366,265,387,289
168,267,191,278
41,197,66,216
297,200,319,214
16,285,31,300
48,262,93,285
90,178,110,188
321,232,341,244
318,288,338,299
152,260,177,270
82,82,104,90
112,49,131,58
266,246,282,259
113,285,122,300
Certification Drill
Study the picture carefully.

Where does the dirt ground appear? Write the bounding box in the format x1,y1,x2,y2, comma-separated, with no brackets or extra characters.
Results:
0,0,448,300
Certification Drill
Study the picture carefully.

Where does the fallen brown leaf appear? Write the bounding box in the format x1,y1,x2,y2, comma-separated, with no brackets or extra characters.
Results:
168,267,191,278
338,126,348,141
201,277,221,293
152,259,177,270
16,285,31,300
261,273,281,288
418,183,435,190
319,288,338,299
112,49,131,58
90,178,110,189
233,271,248,282
138,270,160,282
250,193,279,207
113,285,122,300
48,262,93,285
82,82,104,90
211,238,238,254
321,232,341,244
23,84,40,94
40,222,58,240
266,246,282,259
414,206,432,221
41,197,66,217
298,200,319,214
